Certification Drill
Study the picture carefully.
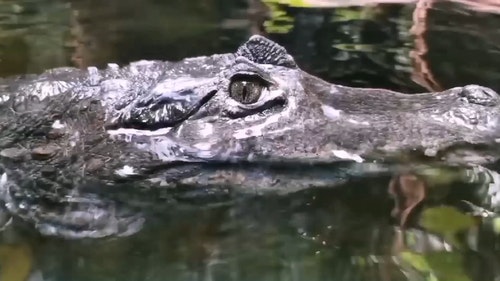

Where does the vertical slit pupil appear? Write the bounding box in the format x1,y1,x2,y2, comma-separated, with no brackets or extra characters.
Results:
229,75,266,105
242,82,249,103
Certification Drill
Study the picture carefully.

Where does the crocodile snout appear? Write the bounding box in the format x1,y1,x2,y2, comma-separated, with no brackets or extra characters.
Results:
442,85,500,131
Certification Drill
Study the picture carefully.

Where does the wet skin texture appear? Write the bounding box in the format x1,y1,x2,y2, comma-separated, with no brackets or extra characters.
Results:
1,36,500,238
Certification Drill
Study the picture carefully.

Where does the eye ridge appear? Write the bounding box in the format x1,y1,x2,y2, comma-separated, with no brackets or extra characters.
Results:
228,74,270,105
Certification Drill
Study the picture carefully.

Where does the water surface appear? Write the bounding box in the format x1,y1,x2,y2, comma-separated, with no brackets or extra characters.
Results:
1,1,500,280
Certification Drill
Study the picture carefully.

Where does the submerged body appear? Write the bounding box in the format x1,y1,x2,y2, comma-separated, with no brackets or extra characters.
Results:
0,36,500,238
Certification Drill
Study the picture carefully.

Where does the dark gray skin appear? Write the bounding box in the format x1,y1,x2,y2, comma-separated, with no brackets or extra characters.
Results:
1,35,500,238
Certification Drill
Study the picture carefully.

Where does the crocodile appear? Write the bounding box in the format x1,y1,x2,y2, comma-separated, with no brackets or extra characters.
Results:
1,35,500,239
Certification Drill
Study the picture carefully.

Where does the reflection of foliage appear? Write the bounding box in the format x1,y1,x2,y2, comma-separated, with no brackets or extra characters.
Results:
395,177,500,281
262,1,295,34
420,206,476,246
0,243,33,281
399,205,475,281
401,251,470,281
494,217,500,234
332,7,379,22
260,3,421,91
261,2,382,35
262,0,308,8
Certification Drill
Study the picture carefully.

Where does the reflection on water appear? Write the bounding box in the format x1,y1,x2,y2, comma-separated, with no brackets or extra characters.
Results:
1,164,500,281
264,0,500,92
2,0,500,280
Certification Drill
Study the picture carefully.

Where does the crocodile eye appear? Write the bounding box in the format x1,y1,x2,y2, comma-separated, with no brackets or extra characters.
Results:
229,75,267,104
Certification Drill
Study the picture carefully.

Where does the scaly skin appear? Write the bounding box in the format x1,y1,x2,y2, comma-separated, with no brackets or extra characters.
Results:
1,36,500,238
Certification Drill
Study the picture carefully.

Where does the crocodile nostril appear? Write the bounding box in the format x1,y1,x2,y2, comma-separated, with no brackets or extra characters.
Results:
459,85,499,106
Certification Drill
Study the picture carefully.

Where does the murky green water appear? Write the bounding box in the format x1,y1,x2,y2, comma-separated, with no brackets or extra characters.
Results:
2,0,500,280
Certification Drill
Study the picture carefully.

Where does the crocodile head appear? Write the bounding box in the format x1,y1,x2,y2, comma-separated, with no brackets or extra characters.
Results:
108,35,500,166
2,35,500,239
